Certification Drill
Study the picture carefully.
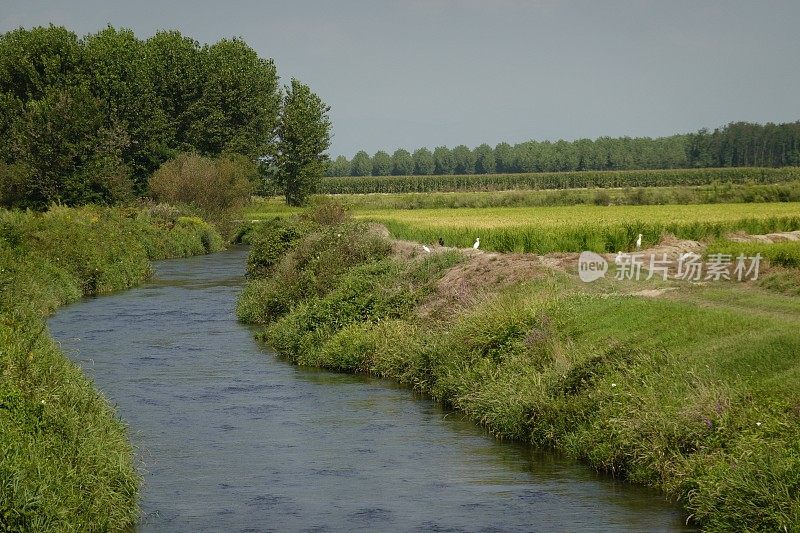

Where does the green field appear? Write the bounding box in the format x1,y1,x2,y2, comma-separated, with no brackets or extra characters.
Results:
261,166,800,195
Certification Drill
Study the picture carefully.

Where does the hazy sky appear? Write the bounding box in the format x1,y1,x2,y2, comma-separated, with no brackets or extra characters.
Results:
1,0,798,156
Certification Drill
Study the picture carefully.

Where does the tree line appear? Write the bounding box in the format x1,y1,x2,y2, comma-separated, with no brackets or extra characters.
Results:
0,25,331,209
328,121,800,177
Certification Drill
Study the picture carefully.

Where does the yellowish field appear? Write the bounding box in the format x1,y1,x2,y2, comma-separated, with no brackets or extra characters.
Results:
246,198,800,253
355,202,800,230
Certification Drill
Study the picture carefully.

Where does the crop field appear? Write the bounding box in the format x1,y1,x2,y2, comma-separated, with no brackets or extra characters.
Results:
355,202,800,253
245,197,800,254
260,166,800,196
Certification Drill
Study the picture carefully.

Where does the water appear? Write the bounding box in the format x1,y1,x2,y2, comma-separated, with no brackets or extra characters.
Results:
48,246,692,532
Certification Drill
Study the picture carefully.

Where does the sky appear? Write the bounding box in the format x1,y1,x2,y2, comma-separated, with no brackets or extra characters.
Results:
1,0,798,157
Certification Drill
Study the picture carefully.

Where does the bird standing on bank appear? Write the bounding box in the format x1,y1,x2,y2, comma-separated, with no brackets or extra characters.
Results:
473,238,480,250
636,233,642,249
422,245,431,253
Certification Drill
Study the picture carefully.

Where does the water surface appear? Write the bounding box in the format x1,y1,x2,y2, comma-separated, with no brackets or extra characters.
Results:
49,246,692,532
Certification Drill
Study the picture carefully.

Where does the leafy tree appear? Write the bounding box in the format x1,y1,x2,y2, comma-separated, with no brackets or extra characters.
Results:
433,146,454,175
392,149,414,176
412,147,435,175
0,92,22,163
184,38,280,160
0,25,83,101
143,31,203,153
452,144,475,174
6,85,131,208
514,142,536,172
82,26,170,189
372,150,392,176
350,151,372,176
494,142,515,173
273,79,331,206
327,155,350,177
473,143,495,174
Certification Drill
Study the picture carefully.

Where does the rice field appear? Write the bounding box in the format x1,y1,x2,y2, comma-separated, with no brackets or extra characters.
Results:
355,202,800,253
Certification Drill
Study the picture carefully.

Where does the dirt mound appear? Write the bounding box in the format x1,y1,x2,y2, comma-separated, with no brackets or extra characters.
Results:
418,252,547,320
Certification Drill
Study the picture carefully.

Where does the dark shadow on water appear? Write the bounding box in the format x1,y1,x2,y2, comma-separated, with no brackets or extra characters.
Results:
49,246,695,532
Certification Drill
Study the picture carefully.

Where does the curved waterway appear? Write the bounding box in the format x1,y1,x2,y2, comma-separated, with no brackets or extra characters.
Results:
48,246,692,532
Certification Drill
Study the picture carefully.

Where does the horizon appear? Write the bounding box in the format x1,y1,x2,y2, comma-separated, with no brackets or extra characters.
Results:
2,1,799,157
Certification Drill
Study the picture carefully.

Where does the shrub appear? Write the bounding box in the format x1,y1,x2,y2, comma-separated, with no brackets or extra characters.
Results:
149,153,256,234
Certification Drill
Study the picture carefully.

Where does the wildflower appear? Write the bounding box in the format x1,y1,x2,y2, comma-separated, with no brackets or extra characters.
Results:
756,422,762,427
611,383,617,388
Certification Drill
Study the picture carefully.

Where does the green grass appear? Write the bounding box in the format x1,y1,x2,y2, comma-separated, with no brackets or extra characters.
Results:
0,205,222,531
238,208,800,530
263,166,800,195
707,238,800,268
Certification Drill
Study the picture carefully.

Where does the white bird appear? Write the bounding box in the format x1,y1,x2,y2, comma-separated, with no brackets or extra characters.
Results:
635,233,643,249
422,245,431,253
472,237,480,250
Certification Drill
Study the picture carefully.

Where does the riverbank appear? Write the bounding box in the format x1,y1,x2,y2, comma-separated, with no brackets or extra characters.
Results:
0,205,222,531
238,205,800,531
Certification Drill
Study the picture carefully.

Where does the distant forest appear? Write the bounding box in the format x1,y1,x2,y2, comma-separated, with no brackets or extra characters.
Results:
328,121,800,177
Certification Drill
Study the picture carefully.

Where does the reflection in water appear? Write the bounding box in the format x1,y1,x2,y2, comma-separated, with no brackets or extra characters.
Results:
48,246,692,532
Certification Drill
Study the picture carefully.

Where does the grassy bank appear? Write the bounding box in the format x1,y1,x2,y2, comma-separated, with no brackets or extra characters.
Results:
238,208,800,531
0,205,222,531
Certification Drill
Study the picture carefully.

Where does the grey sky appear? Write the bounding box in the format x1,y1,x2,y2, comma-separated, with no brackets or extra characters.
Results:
1,0,798,156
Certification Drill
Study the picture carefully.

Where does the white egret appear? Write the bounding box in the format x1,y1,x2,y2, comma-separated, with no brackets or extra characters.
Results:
635,233,642,249
472,237,480,250
422,245,431,253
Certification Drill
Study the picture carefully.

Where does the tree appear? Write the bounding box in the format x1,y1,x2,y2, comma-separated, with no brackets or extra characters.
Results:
143,30,203,153
350,151,372,176
433,146,454,174
392,148,414,175
473,143,495,174
7,85,131,208
82,26,171,189
0,25,83,101
273,79,331,206
413,147,435,175
494,142,514,173
184,38,280,160
326,155,350,177
452,144,475,174
372,150,392,176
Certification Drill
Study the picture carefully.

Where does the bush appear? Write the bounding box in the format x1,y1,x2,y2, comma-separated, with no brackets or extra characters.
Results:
149,153,256,234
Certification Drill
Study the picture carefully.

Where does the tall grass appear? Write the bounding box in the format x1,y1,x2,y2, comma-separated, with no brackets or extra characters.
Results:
0,205,222,531
706,239,800,268
279,167,800,195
